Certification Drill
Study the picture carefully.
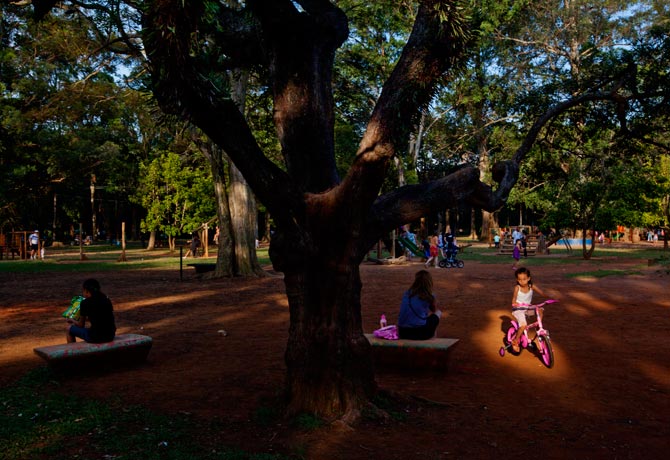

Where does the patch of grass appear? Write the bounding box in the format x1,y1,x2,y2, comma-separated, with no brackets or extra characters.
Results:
291,413,323,431
0,369,290,460
0,247,272,273
566,269,643,278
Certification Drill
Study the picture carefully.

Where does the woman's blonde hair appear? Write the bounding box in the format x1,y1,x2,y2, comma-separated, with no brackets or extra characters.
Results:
408,270,434,304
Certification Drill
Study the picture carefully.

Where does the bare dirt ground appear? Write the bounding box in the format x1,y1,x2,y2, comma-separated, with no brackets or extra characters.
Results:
1,249,669,459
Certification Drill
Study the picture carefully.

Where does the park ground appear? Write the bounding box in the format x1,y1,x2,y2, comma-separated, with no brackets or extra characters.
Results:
1,244,669,459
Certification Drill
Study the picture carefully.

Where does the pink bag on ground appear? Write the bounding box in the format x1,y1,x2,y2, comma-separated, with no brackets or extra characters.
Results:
373,325,399,340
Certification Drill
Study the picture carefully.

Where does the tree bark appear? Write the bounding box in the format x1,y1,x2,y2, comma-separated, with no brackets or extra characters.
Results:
142,0,497,419
199,139,235,277
229,163,265,276
228,69,266,277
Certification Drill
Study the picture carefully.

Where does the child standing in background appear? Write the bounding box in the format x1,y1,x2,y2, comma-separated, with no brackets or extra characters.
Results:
512,239,522,269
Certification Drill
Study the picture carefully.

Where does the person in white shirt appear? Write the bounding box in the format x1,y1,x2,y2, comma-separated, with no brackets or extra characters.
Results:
29,231,39,260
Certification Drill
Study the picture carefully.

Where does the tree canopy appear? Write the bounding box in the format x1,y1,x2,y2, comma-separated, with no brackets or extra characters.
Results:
5,0,670,421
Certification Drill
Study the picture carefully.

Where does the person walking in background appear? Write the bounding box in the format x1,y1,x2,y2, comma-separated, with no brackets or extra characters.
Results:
184,231,201,258
424,233,439,268
29,230,39,260
512,239,522,270
512,227,523,246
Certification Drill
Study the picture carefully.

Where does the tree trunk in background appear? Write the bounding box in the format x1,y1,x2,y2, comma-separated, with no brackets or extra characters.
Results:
228,69,266,276
209,144,235,277
481,210,497,243
147,230,156,250
229,163,265,276
582,228,595,260
469,208,478,239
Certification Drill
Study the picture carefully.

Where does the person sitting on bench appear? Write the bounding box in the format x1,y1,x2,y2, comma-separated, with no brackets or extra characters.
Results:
397,270,443,340
65,278,116,344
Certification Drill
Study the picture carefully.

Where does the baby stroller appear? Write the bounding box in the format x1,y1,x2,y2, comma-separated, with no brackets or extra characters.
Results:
438,235,464,268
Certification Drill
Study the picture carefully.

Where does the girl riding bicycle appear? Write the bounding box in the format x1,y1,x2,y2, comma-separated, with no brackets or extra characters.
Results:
510,267,546,352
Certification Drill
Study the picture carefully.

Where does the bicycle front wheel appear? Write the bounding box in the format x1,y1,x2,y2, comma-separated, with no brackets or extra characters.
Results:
537,336,554,368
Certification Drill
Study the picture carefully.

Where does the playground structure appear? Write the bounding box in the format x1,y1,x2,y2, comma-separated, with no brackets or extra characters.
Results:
0,231,40,260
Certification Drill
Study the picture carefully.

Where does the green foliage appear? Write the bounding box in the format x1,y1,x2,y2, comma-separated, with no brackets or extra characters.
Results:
0,369,289,460
132,150,216,237
0,5,145,236
291,413,324,431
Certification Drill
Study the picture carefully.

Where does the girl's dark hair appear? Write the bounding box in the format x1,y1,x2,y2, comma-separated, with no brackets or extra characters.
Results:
83,278,101,293
409,270,435,306
514,267,533,286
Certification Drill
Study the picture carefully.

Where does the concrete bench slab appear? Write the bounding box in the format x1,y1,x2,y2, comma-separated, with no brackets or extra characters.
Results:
364,334,459,370
34,333,152,369
187,263,216,274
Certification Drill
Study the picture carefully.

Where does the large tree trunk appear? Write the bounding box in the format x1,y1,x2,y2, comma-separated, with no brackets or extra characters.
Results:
284,273,375,420
211,149,235,277
228,69,266,277
229,164,265,276
199,138,235,277
276,235,375,420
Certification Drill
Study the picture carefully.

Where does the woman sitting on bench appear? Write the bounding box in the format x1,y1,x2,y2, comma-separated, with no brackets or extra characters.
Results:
397,270,443,340
66,278,116,344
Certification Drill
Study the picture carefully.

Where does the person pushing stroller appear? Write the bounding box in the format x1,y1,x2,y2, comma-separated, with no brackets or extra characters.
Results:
443,233,459,263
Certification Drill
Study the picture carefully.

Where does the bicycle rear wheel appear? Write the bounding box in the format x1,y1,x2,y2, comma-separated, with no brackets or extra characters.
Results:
537,336,554,368
505,324,522,356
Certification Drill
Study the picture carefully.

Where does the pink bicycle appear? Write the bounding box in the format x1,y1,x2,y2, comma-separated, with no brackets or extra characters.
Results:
499,300,558,368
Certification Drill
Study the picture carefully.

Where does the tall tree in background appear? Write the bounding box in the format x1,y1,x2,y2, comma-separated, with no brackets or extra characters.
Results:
0,3,142,236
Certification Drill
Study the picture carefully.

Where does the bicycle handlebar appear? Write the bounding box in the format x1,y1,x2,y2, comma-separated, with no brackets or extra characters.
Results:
513,299,559,310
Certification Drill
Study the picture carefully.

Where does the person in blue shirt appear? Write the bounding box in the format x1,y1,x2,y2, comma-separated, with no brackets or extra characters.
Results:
397,270,443,340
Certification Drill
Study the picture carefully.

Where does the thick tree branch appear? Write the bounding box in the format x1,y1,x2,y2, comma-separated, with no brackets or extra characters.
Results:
248,0,348,192
364,85,650,245
329,1,472,221
142,0,300,226
208,6,265,68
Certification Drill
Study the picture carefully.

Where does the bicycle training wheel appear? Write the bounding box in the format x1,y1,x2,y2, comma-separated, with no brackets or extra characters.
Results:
537,336,554,368
505,325,521,356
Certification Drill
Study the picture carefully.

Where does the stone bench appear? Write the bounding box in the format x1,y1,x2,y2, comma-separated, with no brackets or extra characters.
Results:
364,334,459,370
187,263,216,274
34,334,152,369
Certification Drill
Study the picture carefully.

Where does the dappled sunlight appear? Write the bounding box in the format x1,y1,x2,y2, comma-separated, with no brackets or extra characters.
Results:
468,281,487,290
588,330,617,348
564,304,592,317
478,309,574,382
122,290,223,309
565,291,615,311
637,360,670,389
